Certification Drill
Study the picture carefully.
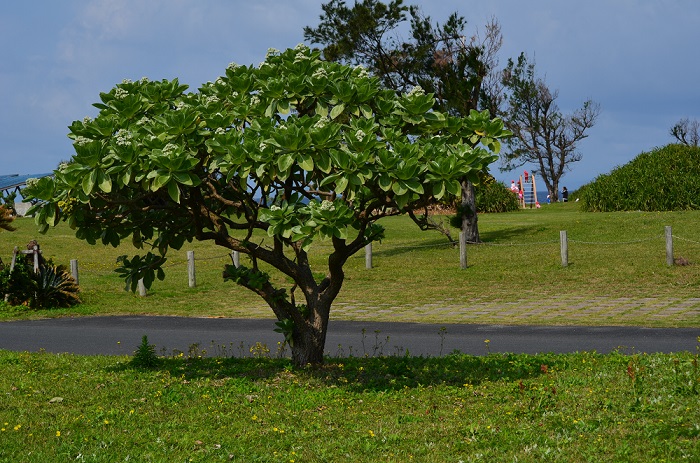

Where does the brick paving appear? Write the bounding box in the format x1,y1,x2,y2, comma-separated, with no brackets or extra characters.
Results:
330,296,700,326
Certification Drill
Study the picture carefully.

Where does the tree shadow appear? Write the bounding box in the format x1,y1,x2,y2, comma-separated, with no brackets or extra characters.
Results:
479,225,543,243
109,351,563,393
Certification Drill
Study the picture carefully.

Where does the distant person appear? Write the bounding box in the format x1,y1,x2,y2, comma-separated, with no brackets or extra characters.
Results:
562,187,568,202
510,180,518,193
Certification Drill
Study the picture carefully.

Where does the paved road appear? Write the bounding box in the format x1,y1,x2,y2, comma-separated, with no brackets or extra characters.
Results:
0,316,697,357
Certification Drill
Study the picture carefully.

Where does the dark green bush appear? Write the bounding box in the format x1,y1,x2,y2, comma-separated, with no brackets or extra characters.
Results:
579,144,700,212
475,177,521,213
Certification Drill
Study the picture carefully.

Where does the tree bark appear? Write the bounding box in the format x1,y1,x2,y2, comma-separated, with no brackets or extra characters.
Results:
461,178,480,244
289,301,330,366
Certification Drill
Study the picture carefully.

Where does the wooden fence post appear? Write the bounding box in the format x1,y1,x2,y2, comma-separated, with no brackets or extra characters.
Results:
187,250,196,288
665,226,673,267
459,231,467,269
10,246,18,271
365,243,372,269
560,230,568,267
70,259,79,285
137,279,147,297
32,245,39,273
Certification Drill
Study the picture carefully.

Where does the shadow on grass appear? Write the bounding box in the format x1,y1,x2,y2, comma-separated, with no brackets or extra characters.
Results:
479,225,545,243
111,352,563,393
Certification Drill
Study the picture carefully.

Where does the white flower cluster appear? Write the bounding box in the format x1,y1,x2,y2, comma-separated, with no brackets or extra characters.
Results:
140,77,149,83
313,117,328,129
270,205,282,212
57,162,69,173
294,52,308,62
136,116,150,126
259,141,268,151
215,127,226,135
83,116,93,124
354,65,369,79
266,48,280,58
294,43,308,52
204,95,220,105
115,129,132,146
25,178,39,188
74,136,92,146
250,95,261,106
114,88,129,100
231,91,239,98
406,85,425,98
355,129,366,141
175,101,186,110
162,143,178,156
312,68,327,79
215,77,225,86
227,62,238,71
122,79,133,84
319,200,335,212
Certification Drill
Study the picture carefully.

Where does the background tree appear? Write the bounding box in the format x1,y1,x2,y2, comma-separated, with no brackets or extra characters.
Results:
24,46,507,366
670,117,700,147
499,54,600,201
304,0,504,243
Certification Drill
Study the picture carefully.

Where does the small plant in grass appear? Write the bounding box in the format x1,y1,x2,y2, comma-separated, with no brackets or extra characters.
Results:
130,335,161,369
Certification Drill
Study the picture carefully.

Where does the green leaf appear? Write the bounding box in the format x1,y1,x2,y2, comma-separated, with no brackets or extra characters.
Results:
82,169,98,195
330,103,345,120
97,171,112,193
298,154,314,171
277,154,295,172
167,180,181,203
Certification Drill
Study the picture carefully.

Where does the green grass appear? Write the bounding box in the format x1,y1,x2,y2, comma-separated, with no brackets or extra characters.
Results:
2,206,700,461
1,348,699,462
1,202,700,326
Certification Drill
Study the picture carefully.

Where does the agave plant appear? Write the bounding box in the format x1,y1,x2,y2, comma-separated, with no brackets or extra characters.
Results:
31,264,81,309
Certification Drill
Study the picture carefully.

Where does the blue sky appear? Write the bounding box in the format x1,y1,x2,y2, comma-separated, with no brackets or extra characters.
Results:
2,1,699,191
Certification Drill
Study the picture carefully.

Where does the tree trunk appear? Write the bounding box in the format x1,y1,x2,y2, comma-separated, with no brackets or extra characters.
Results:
461,178,480,244
288,302,330,367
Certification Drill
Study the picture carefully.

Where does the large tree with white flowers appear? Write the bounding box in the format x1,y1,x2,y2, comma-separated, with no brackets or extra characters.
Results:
24,45,508,366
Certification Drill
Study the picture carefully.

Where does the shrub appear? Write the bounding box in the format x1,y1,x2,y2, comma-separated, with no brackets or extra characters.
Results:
475,177,521,213
579,144,700,212
0,261,80,310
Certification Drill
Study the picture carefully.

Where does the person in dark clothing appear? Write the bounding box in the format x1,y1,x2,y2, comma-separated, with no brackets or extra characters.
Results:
562,187,568,202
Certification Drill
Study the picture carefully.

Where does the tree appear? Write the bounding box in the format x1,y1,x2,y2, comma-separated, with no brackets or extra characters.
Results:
670,117,700,147
499,54,600,201
304,0,504,243
24,46,508,366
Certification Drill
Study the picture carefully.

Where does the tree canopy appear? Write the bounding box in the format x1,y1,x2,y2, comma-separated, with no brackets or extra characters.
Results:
24,45,508,365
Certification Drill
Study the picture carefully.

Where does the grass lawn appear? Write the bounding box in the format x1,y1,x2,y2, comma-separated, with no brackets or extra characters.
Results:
1,349,699,462
1,202,699,327
1,203,699,461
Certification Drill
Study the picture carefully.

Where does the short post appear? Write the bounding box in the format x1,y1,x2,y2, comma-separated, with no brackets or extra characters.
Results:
137,278,147,297
365,243,372,269
187,250,196,288
32,245,39,272
10,246,18,271
560,230,568,267
665,226,673,267
232,250,240,268
70,259,79,285
459,232,467,269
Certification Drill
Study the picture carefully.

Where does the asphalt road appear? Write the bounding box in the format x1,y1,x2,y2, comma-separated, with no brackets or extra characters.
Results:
0,316,697,358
